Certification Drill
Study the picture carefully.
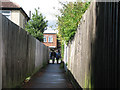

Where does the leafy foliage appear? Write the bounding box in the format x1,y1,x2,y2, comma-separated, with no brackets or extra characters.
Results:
57,2,90,44
25,8,48,41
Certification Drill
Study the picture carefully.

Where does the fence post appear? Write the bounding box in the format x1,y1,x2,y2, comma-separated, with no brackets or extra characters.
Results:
0,14,2,90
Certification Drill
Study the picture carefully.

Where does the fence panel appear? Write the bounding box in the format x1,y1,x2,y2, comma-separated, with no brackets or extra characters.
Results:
64,2,120,88
0,13,2,90
1,14,49,88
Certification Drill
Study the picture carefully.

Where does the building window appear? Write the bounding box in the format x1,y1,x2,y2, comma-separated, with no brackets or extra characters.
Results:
0,10,11,19
48,36,53,43
43,36,47,42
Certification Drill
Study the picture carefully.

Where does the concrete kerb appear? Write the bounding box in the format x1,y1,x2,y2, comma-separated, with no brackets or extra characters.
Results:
63,64,82,89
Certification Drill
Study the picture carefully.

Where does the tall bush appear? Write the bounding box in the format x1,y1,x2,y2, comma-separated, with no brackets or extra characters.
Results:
57,2,90,44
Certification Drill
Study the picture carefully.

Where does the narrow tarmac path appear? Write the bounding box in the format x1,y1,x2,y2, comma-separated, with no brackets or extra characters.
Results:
23,64,73,88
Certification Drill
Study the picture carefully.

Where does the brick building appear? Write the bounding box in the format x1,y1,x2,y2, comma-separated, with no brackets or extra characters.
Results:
43,30,57,49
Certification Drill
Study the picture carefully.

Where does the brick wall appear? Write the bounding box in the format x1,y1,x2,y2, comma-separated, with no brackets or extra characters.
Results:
43,34,57,48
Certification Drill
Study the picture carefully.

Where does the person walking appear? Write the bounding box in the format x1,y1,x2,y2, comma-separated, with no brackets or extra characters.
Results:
56,50,61,64
50,50,56,64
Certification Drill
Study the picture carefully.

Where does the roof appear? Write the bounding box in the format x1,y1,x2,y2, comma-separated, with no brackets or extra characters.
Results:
0,0,10,2
1,0,20,8
0,0,30,20
44,30,57,34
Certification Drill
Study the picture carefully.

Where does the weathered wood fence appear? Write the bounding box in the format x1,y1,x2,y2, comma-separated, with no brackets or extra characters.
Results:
0,14,49,88
64,2,120,88
0,14,2,90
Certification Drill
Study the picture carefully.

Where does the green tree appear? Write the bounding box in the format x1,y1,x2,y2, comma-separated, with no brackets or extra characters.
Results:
57,2,90,44
25,8,48,41
56,2,90,59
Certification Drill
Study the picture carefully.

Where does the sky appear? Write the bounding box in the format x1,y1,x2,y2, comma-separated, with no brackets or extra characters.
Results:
11,0,76,30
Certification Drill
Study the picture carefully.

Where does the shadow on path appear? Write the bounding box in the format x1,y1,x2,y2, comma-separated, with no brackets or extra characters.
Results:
23,64,73,88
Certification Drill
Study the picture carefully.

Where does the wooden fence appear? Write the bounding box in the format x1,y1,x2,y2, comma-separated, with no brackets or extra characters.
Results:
0,14,49,88
64,2,120,88
0,14,2,90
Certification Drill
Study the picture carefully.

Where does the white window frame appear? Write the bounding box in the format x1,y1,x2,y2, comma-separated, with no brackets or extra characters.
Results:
0,10,11,20
43,36,47,42
48,36,53,43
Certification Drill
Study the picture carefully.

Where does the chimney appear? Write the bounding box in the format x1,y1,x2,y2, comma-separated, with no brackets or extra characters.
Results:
29,11,31,19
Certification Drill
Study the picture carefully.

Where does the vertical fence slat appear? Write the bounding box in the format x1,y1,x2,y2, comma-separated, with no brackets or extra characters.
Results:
0,13,2,90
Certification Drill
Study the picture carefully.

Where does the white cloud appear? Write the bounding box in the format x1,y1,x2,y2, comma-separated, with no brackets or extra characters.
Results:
11,0,76,29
